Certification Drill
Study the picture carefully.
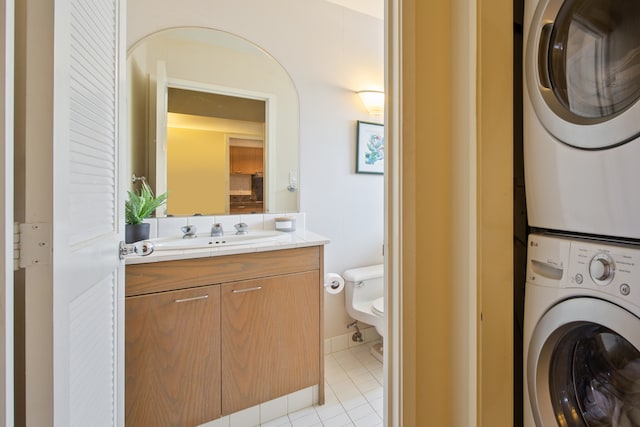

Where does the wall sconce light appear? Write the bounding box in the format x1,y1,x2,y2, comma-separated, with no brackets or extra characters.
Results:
357,90,385,117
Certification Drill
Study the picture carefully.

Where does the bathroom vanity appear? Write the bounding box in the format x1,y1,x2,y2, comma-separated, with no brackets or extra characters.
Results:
124,234,327,427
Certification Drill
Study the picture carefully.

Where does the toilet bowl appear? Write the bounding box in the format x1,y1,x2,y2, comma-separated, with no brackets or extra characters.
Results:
343,264,385,338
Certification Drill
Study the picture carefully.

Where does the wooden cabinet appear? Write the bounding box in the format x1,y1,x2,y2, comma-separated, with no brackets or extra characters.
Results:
125,246,324,425
230,146,263,174
125,285,221,427
221,271,319,414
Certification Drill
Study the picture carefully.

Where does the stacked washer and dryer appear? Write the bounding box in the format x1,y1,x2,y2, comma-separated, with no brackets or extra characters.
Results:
523,0,640,426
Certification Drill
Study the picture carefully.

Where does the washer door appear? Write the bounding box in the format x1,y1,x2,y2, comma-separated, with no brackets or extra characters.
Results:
525,0,640,149
528,297,640,426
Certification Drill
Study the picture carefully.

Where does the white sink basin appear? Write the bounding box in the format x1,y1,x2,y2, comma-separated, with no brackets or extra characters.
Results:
149,230,290,251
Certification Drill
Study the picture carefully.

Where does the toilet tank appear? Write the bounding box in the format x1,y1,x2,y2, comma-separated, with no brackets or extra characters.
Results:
343,264,384,283
343,264,384,301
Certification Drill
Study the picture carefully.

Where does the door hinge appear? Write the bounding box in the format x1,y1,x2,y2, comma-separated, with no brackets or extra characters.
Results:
15,222,52,270
13,223,19,271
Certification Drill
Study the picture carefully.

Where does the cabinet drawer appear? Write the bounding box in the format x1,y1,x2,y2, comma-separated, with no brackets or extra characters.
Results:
229,204,264,214
126,246,320,297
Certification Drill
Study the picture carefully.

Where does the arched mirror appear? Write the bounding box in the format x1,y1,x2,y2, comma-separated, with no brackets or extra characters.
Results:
127,27,300,216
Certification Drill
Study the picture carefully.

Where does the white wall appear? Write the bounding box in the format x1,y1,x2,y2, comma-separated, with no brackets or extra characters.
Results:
127,0,384,338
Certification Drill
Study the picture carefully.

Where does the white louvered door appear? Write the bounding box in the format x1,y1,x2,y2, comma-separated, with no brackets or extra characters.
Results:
51,0,124,425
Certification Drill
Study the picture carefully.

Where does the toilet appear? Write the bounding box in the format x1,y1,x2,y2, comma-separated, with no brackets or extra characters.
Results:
343,264,385,339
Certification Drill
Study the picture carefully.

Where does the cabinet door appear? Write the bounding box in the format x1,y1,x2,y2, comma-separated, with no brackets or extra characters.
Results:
125,285,221,427
221,271,320,415
254,147,264,173
230,146,263,174
230,146,253,174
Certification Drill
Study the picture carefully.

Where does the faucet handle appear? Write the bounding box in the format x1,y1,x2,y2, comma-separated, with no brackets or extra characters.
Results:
234,222,249,235
181,225,197,238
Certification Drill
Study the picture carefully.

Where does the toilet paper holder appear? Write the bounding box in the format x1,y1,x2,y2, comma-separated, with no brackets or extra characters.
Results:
324,273,345,294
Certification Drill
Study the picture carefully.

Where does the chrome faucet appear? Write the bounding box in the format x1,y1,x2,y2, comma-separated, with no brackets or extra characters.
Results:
181,225,198,239
211,223,224,237
234,222,249,235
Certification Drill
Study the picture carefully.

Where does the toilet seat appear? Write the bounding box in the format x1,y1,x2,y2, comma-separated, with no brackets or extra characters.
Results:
371,297,384,316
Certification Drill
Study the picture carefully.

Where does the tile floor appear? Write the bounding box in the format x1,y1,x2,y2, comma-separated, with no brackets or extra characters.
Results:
201,341,384,427
260,342,384,427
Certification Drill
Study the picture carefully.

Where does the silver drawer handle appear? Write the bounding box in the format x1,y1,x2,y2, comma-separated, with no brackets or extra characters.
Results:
174,294,209,303
232,286,262,293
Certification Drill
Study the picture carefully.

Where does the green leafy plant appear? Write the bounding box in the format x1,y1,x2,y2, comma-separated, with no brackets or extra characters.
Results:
125,181,168,225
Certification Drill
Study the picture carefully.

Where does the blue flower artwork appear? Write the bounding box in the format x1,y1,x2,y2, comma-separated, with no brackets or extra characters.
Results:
364,133,384,165
356,121,384,174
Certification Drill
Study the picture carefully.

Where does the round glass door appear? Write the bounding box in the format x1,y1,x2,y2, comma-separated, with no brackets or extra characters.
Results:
525,0,640,149
549,324,640,426
527,298,640,426
548,0,640,122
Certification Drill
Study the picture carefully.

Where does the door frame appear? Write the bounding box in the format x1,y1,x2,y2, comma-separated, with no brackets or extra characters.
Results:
390,0,513,425
149,77,275,217
0,0,14,424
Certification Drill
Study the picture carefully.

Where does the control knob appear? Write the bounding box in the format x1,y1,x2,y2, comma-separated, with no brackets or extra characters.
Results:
589,253,615,285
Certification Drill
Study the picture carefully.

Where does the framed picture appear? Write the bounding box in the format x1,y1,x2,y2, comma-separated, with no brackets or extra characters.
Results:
356,121,384,174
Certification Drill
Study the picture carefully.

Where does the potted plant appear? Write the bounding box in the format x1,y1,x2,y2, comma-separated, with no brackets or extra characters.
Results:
125,180,168,243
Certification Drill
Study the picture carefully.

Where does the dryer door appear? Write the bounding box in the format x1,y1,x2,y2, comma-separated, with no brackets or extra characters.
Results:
525,0,640,149
528,297,640,426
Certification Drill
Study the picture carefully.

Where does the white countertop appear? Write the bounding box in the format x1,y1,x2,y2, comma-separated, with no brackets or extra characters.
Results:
125,230,330,265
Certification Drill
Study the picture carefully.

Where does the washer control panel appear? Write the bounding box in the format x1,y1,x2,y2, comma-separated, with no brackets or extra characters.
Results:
527,234,640,304
567,241,639,295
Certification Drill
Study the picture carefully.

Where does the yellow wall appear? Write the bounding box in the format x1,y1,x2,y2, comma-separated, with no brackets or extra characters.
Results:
407,0,453,424
166,127,228,216
397,0,513,425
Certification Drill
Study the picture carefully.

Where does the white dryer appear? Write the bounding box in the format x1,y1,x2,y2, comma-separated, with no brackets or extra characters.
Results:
524,233,640,426
523,0,640,239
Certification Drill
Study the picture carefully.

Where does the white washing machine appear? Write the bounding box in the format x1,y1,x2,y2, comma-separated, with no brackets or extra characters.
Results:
524,233,640,426
523,0,640,239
